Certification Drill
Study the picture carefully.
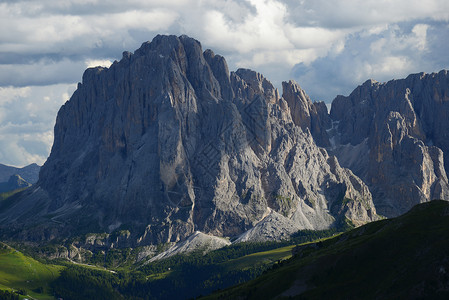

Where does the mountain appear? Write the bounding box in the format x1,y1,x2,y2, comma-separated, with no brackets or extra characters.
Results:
206,200,449,299
1,34,448,255
0,163,37,194
328,72,449,217
0,35,377,246
270,73,449,218
284,73,449,218
149,231,231,261
0,163,40,184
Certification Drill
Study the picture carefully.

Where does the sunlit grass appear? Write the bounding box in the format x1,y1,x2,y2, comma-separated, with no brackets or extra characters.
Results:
0,243,63,299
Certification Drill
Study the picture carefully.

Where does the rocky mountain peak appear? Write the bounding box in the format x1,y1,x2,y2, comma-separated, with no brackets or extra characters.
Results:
281,80,330,147
329,70,449,217
0,35,377,246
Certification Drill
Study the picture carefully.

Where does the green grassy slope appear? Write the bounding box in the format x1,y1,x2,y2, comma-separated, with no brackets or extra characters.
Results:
0,243,62,299
0,187,28,202
220,245,295,272
206,200,449,299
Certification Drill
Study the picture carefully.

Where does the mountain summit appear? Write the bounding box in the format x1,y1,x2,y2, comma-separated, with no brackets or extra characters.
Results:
0,35,377,245
328,71,449,217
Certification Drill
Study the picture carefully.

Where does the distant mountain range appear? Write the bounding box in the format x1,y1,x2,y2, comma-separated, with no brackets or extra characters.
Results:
0,163,40,194
0,163,40,184
0,35,447,257
0,174,31,194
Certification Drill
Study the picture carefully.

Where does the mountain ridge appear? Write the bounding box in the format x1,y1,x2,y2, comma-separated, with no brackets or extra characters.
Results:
0,163,40,185
0,35,448,258
0,174,31,194
328,70,449,217
0,34,377,249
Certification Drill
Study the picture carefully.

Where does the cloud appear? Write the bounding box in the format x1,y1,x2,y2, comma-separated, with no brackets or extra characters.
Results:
0,0,449,166
292,21,449,102
1,0,448,88
0,84,74,166
0,58,86,87
85,59,113,69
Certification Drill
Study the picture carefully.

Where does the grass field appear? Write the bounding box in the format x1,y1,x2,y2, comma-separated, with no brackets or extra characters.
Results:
221,244,295,271
0,243,63,299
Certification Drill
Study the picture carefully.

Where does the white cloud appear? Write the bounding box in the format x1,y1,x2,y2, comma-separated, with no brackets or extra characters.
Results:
0,84,74,167
412,24,429,51
292,21,449,102
1,0,447,88
85,59,113,69
201,1,292,53
0,86,31,106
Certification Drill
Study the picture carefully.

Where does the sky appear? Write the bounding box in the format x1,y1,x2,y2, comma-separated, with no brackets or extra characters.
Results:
0,0,449,167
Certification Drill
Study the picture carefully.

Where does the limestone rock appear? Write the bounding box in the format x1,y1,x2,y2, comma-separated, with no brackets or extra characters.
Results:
150,231,231,261
0,35,377,247
281,80,331,147
329,71,449,217
234,210,299,243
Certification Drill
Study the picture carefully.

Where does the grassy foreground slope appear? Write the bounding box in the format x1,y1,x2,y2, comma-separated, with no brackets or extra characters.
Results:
205,200,449,299
0,188,27,202
0,243,62,299
220,245,295,272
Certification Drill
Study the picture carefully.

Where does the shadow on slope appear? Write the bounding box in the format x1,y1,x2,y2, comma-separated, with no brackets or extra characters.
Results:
205,200,449,299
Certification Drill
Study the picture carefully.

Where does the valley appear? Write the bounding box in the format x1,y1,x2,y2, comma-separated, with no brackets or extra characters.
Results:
0,229,339,299
0,34,448,299
1,200,448,299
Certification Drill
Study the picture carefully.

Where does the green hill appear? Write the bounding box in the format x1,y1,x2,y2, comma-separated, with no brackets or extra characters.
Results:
0,243,62,299
205,200,449,299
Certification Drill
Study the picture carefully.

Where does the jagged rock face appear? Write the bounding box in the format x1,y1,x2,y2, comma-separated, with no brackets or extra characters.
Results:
150,231,231,261
329,71,449,217
281,80,331,147
0,35,376,245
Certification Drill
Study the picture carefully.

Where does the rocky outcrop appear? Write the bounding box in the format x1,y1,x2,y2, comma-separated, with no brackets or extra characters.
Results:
0,35,377,246
150,231,231,261
0,174,31,193
329,71,449,217
234,210,299,243
281,80,331,147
